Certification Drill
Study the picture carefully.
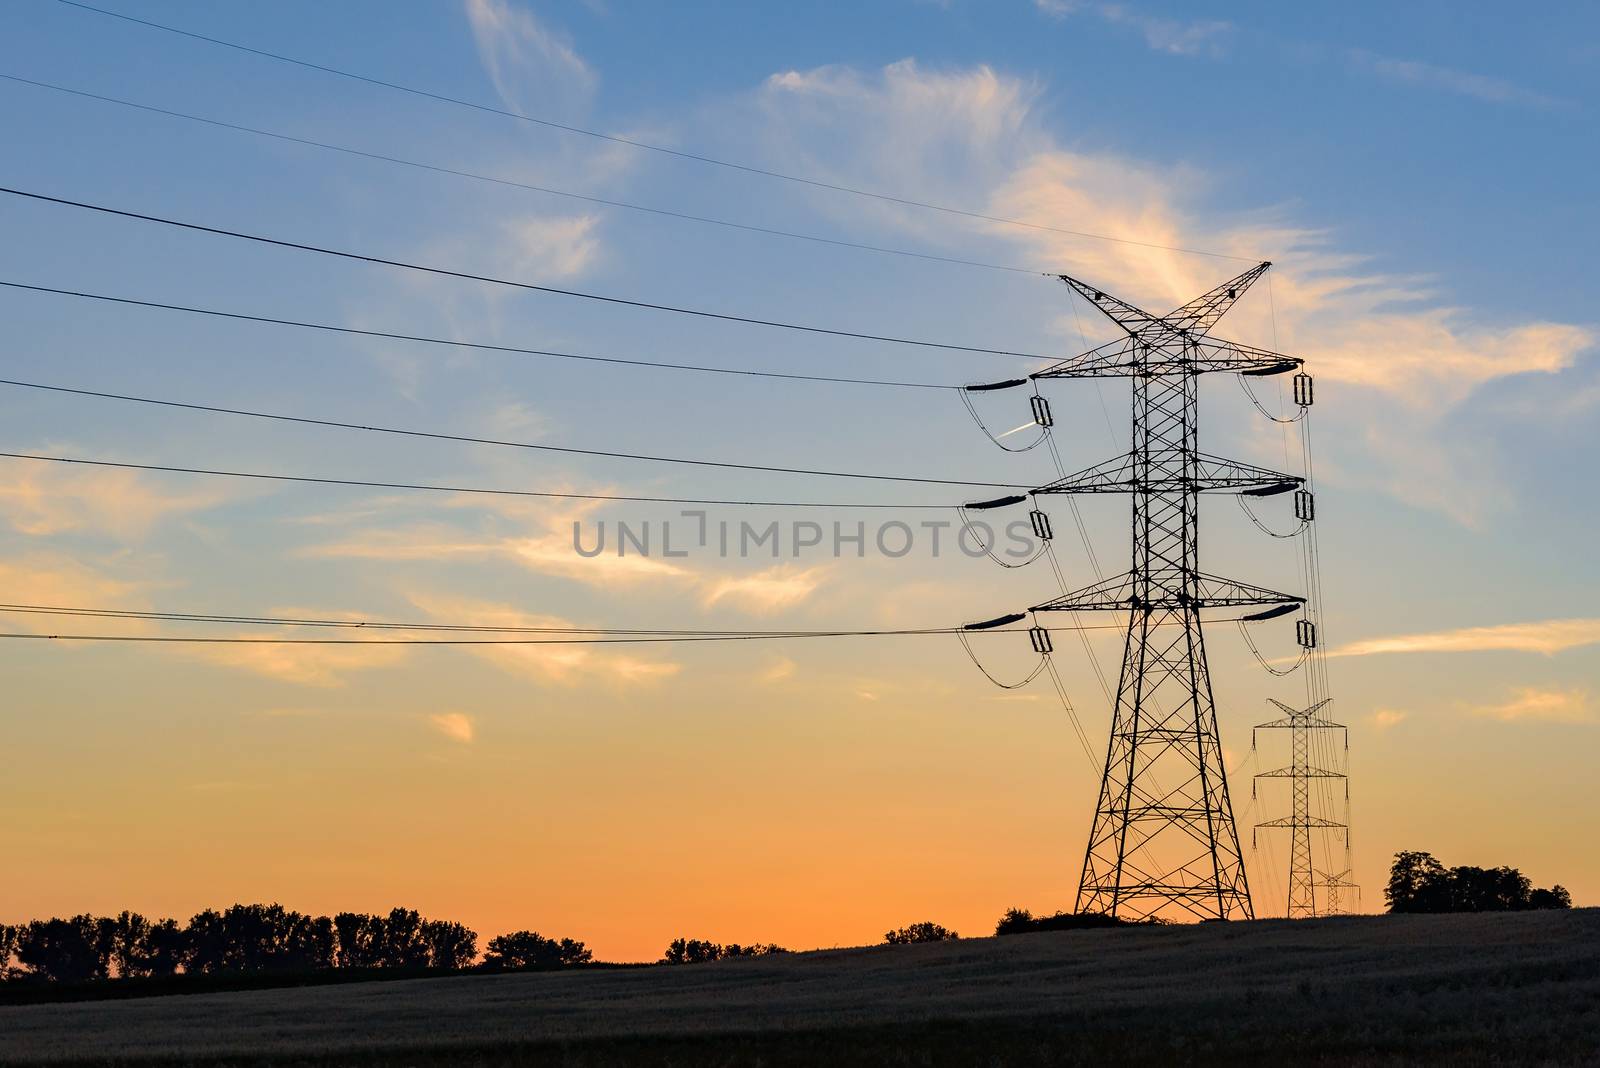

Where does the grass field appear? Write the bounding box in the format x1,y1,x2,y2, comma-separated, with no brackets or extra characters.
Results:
1,909,1596,1065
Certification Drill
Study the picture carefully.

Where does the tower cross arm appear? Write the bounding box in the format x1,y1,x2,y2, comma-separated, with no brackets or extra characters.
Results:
1030,573,1303,613
1255,816,1347,829
1032,453,1300,495
1255,764,1346,779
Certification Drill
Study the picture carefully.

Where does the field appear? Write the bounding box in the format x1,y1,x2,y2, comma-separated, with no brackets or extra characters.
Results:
1,910,1596,1066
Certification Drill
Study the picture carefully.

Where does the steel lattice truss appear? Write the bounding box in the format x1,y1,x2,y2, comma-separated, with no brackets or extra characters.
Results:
1030,262,1304,921
1254,698,1350,918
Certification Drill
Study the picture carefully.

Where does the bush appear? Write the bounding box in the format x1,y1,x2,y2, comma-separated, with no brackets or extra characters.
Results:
660,939,788,964
884,922,958,945
994,908,1129,935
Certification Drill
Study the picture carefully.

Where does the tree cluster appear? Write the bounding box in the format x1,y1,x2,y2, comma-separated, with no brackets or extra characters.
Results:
0,905,484,984
1385,851,1573,914
883,922,959,945
482,931,593,970
993,908,1129,935
658,938,788,964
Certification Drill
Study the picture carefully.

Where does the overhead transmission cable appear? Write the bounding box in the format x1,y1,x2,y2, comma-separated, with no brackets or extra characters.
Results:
0,187,1057,361
48,0,1253,264
0,281,955,391
0,73,1043,277
0,451,959,509
0,378,1029,489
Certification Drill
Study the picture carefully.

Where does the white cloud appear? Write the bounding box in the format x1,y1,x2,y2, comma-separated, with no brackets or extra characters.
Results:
1035,1,1231,58
1369,708,1408,730
407,592,679,687
0,458,236,539
464,0,596,115
750,60,1594,523
429,711,477,742
1474,688,1594,724
1349,50,1569,110
504,213,603,280
1327,618,1600,659
700,564,828,614
760,656,797,682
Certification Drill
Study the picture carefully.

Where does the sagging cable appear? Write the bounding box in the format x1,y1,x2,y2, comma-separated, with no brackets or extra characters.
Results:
956,626,1050,690
1237,493,1306,539
956,498,1050,569
958,381,1048,452
1237,617,1307,677
1235,372,1307,424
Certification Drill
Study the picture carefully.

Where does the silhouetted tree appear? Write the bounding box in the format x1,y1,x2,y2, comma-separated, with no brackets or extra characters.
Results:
333,912,383,969
142,918,186,978
15,916,112,983
1385,850,1451,913
422,920,478,970
660,937,722,964
1530,885,1573,910
110,911,154,978
0,923,18,978
996,908,1130,935
375,908,431,969
180,904,333,974
483,931,591,970
1450,866,1533,913
884,922,959,945
721,943,788,958
995,908,1034,935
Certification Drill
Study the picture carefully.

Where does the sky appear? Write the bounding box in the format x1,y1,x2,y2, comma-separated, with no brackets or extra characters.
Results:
1,0,1596,960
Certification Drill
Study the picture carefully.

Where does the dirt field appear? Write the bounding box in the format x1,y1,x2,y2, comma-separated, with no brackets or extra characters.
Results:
2,909,1596,1065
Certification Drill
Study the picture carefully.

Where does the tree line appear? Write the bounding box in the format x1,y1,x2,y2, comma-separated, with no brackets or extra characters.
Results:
1385,851,1572,914
0,905,594,985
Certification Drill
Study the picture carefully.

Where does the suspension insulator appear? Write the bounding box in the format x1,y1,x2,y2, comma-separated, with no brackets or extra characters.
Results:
1029,509,1053,541
1029,394,1054,428
1296,618,1317,649
1029,626,1053,654
1293,372,1314,407
1294,489,1315,522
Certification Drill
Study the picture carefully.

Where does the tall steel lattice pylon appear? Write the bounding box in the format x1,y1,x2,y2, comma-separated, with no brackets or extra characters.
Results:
1026,262,1307,921
1252,699,1348,918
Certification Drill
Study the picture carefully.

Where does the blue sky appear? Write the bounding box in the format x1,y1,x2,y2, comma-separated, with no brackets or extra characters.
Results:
0,0,1596,949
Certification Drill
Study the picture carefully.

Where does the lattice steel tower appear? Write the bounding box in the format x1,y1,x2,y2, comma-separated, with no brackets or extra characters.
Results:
1253,699,1348,917
1028,263,1306,921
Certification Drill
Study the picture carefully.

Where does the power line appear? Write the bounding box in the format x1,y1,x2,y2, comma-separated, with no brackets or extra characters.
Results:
0,602,1255,644
0,281,954,391
0,186,1057,360
48,0,1253,263
0,73,1043,278
0,603,969,636
0,450,956,509
0,379,1030,490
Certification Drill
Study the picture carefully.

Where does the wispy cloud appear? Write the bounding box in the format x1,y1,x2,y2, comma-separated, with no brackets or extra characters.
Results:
464,0,596,114
407,593,679,686
503,213,603,280
753,60,1594,523
429,711,477,742
1369,708,1408,730
1349,49,1570,110
0,458,237,539
1035,1,1231,57
700,564,828,614
1474,688,1594,724
1327,618,1600,659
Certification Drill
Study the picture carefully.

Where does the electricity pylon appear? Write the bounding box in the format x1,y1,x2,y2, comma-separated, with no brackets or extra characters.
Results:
1027,263,1306,921
1252,698,1348,918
